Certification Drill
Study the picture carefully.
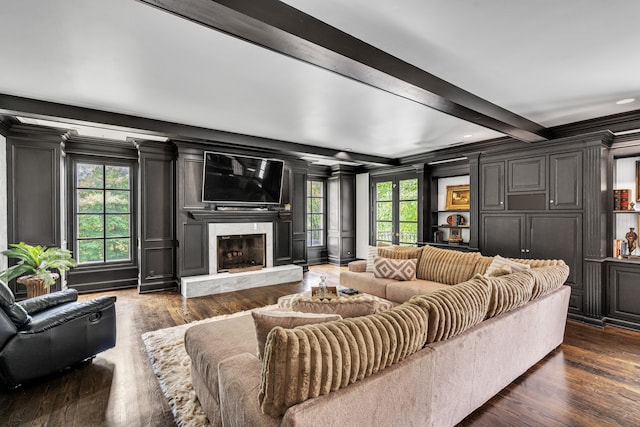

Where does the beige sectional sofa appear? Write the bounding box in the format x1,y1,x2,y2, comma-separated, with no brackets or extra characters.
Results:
341,244,566,303
185,245,571,427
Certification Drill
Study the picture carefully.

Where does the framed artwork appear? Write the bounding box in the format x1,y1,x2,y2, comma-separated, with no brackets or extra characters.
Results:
636,161,640,202
445,184,470,211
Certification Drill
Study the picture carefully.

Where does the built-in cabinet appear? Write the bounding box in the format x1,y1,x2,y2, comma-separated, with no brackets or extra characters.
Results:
607,261,640,329
481,213,582,287
480,151,582,212
476,134,609,322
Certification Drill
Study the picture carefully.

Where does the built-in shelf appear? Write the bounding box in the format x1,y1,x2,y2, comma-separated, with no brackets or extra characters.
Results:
432,225,470,229
437,210,469,213
613,210,640,214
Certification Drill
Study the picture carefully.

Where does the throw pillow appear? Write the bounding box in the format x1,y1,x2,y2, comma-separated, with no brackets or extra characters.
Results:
527,264,570,299
365,246,378,272
476,271,535,318
259,302,429,417
377,246,423,260
485,265,512,277
373,256,417,281
408,277,490,344
251,310,341,359
485,255,530,277
415,245,482,285
0,279,31,329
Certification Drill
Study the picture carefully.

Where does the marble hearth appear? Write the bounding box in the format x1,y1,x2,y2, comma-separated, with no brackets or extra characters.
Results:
180,221,303,298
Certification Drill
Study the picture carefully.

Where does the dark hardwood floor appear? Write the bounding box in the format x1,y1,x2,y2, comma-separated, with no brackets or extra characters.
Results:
1,265,639,427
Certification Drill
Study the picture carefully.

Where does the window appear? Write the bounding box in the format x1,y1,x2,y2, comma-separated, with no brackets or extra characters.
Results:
372,175,420,245
75,163,132,264
307,180,325,247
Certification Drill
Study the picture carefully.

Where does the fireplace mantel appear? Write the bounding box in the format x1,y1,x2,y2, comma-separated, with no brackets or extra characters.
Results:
188,209,290,222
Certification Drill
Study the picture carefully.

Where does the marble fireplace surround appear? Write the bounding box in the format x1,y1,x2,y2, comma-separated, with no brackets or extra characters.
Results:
180,221,302,298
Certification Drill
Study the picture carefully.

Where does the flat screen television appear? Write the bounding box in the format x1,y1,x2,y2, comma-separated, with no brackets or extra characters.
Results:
202,151,284,205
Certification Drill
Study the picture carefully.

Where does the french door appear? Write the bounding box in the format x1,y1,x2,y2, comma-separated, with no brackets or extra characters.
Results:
371,173,421,246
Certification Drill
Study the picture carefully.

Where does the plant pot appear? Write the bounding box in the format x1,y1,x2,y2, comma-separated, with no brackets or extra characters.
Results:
17,273,59,298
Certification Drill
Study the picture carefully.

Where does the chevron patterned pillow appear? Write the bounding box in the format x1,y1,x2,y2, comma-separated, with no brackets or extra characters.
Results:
373,256,417,281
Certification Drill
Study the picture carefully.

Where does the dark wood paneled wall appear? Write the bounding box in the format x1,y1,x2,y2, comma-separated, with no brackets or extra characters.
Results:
327,165,356,265
138,141,176,293
5,125,67,297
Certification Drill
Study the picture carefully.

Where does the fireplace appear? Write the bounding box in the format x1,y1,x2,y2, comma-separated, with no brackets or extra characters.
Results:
217,234,265,272
181,221,302,298
208,222,274,274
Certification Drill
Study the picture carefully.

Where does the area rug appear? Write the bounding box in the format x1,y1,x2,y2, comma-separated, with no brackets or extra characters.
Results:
142,305,277,427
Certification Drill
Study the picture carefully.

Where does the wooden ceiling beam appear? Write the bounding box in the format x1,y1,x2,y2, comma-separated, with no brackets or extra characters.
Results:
138,0,548,143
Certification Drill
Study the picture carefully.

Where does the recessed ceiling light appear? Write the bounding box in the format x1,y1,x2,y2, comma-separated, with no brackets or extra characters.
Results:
616,98,636,105
343,148,353,151
463,134,473,138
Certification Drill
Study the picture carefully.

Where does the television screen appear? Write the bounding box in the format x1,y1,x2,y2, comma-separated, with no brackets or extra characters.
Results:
202,151,284,205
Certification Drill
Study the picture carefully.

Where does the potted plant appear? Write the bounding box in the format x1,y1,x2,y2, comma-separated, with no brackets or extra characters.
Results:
0,242,77,298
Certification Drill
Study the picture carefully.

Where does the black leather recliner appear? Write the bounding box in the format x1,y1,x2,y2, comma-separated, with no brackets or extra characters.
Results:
0,279,116,388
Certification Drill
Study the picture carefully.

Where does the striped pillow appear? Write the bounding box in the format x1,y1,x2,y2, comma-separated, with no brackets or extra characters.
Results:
373,256,417,281
485,255,530,277
365,246,378,272
377,246,423,260
416,245,481,285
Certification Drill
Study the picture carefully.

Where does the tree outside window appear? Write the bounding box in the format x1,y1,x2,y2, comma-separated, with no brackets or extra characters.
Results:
76,163,132,264
306,180,325,247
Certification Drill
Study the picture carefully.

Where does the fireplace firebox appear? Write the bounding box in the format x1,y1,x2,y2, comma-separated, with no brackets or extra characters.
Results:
216,234,265,273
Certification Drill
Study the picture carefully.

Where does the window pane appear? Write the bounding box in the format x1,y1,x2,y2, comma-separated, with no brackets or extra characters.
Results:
78,190,104,213
311,213,322,229
106,238,130,261
312,230,323,246
376,201,393,221
78,214,104,238
106,214,130,237
376,221,393,242
376,181,393,201
399,222,418,243
399,179,418,200
105,166,130,189
310,198,322,213
399,201,418,221
106,190,130,213
311,181,323,197
77,164,103,188
79,239,104,263
307,231,312,246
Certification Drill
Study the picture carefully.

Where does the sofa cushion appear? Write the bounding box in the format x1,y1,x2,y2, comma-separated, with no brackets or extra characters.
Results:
259,303,429,417
415,245,481,285
485,255,530,276
252,310,342,359
526,264,570,299
408,277,490,343
373,256,417,281
339,271,393,299
385,279,450,304
377,246,423,260
0,279,31,329
476,271,535,318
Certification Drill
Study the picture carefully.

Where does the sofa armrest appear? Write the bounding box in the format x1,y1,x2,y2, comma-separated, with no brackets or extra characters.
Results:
24,296,116,333
348,260,367,272
18,289,78,315
218,353,280,427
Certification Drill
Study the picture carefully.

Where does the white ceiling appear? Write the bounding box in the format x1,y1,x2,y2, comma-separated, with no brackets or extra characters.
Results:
0,0,639,161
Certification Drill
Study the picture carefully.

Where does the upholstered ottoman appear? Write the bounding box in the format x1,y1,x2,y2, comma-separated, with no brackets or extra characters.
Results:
277,289,395,317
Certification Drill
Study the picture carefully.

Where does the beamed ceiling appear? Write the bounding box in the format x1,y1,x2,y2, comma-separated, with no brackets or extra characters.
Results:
0,0,639,165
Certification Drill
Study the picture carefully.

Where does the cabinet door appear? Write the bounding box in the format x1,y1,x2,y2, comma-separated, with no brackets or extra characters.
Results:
608,263,640,325
527,214,582,287
480,214,524,258
480,162,505,210
507,156,546,193
549,151,582,210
